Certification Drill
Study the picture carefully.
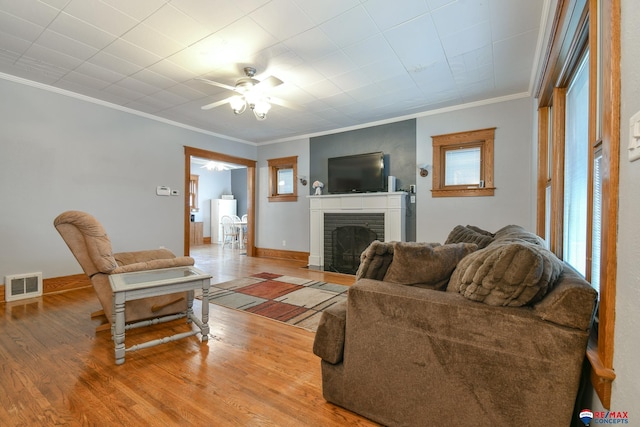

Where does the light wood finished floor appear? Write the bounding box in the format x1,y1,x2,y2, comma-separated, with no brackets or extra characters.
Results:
0,244,377,426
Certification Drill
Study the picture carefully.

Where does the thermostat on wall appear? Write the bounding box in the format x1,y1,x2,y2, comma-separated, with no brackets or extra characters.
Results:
156,186,171,196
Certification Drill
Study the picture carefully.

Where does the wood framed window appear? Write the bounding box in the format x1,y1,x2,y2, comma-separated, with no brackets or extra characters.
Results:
431,128,495,197
267,156,298,202
189,174,199,212
535,0,619,408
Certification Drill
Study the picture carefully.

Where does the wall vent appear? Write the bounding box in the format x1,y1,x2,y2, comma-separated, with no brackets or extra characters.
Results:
4,272,43,302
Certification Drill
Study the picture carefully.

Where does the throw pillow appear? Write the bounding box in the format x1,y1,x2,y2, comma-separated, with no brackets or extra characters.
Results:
493,225,546,246
383,242,478,289
445,225,494,249
448,241,564,306
466,224,495,237
356,240,395,281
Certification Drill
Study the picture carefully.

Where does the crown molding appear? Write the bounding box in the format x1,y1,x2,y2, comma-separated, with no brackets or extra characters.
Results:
261,91,532,145
0,72,257,147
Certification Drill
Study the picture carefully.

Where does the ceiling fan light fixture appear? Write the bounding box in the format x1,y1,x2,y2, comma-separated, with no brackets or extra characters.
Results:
252,99,271,120
229,96,246,115
202,161,229,171
200,67,282,121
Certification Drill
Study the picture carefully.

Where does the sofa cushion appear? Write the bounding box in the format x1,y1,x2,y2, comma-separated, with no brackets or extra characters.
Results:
383,242,478,289
445,225,494,249
448,241,564,306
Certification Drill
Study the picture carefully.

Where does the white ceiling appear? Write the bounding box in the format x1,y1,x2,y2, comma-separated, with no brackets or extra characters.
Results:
0,0,546,144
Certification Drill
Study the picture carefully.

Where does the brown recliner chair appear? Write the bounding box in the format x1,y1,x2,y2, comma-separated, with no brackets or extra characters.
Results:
54,210,194,331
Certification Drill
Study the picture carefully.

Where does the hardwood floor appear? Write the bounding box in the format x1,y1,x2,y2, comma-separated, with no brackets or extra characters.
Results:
190,243,357,287
0,245,375,426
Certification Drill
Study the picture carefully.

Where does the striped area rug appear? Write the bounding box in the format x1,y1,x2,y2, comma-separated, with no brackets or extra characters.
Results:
207,272,349,332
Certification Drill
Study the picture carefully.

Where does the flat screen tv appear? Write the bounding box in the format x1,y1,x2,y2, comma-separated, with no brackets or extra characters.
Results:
328,152,385,194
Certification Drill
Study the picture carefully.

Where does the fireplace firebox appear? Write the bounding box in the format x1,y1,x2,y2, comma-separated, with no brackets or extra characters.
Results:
329,226,378,274
323,213,384,274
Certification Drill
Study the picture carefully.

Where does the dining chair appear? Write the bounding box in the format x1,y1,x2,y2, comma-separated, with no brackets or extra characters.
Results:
221,215,240,248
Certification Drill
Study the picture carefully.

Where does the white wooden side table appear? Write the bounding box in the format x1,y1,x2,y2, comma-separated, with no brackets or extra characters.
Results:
108,266,211,365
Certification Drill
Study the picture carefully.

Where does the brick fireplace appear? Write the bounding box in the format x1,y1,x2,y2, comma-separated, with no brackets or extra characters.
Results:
308,192,407,271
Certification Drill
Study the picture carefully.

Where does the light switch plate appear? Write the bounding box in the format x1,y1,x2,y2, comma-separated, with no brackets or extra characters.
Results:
156,186,170,196
629,110,640,162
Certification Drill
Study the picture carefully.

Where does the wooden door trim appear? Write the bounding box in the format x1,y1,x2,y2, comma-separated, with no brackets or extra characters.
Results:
184,146,257,257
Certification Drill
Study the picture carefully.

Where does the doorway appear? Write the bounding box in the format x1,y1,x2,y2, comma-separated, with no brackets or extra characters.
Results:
183,146,256,257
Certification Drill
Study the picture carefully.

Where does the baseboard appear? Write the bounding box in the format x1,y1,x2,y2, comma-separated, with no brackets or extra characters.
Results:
204,237,211,244
44,274,91,294
1,249,311,302
255,247,309,262
0,274,91,303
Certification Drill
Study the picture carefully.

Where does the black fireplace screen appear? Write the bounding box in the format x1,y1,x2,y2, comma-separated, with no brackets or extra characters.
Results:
329,226,378,274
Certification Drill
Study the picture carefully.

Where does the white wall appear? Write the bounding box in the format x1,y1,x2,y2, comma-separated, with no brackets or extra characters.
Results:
192,167,232,238
256,138,310,252
415,97,535,242
256,97,535,252
0,78,256,280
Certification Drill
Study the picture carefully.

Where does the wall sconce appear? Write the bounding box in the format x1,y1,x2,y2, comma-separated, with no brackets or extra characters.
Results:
298,176,308,186
418,164,430,177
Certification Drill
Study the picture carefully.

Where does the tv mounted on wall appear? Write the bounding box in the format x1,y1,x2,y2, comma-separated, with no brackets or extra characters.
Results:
328,152,386,194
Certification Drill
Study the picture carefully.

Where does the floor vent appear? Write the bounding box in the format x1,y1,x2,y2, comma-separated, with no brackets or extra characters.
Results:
4,272,43,302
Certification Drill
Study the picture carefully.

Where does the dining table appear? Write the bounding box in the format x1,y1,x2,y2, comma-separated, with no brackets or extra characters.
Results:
233,218,247,249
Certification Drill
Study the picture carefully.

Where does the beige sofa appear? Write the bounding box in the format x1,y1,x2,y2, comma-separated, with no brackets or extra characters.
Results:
313,225,597,427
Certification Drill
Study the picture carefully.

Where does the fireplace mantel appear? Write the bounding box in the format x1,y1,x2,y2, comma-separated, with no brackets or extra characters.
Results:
308,192,407,268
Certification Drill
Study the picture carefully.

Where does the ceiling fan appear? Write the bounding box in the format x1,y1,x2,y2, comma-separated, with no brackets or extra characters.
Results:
198,67,294,120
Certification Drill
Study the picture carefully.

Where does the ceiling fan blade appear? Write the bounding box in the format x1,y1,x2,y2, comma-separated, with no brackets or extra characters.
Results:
201,96,235,110
196,78,237,92
269,96,302,111
256,75,284,89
